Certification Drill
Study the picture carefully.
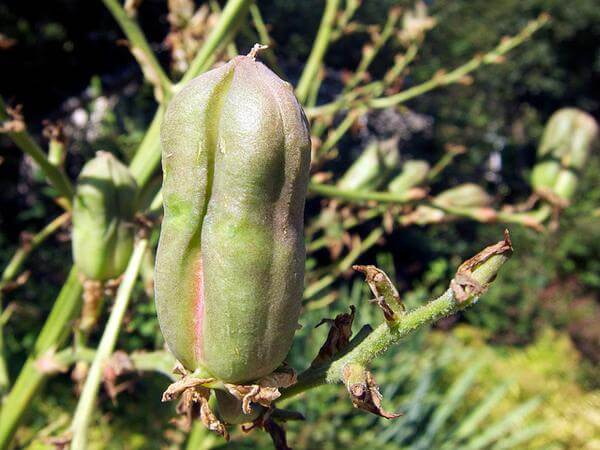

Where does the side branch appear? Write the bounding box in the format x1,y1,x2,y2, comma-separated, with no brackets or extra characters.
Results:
281,232,513,400
0,97,74,206
102,0,173,101
295,0,341,104
369,14,549,109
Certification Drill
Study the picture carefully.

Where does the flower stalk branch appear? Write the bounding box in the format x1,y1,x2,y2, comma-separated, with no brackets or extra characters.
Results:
281,232,513,401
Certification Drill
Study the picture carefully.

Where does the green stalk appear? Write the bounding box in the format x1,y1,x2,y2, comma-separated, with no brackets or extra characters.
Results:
295,0,340,104
281,240,512,400
180,0,253,84
344,9,401,92
0,212,71,393
186,422,219,450
130,0,253,190
309,181,422,204
102,0,172,99
304,228,383,300
248,4,283,77
128,105,165,189
0,267,83,449
369,14,549,109
70,238,148,450
0,97,74,207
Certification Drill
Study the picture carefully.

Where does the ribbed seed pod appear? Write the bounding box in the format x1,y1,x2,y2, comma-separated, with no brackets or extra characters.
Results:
337,138,399,191
531,108,598,201
72,151,137,281
433,183,492,209
155,53,311,384
388,159,430,193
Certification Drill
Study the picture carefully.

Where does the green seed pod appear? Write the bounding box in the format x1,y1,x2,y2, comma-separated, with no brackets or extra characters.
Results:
433,183,492,209
337,138,399,191
72,151,137,281
155,53,311,384
215,390,262,424
388,159,430,193
531,108,598,200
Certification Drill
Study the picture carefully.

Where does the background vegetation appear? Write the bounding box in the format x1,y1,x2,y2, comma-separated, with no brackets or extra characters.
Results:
0,0,598,448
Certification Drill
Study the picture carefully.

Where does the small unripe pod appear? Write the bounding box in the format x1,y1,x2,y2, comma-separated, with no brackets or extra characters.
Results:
388,160,430,193
531,108,598,200
155,53,311,383
433,183,492,209
215,390,262,424
72,151,137,281
337,138,399,191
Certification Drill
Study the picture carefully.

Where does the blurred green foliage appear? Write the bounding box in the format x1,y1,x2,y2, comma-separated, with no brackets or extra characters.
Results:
0,0,598,448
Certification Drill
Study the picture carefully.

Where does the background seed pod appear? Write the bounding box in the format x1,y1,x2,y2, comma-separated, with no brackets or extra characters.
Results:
337,138,400,191
72,151,137,281
531,108,598,201
433,183,492,209
388,159,430,193
155,54,311,383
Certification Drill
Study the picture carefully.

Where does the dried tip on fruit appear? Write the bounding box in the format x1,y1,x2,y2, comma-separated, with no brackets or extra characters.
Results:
450,230,513,303
353,265,404,322
247,43,269,60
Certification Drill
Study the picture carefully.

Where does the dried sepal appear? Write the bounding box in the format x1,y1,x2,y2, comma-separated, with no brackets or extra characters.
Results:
0,103,25,133
161,374,215,402
224,369,297,415
353,265,404,323
242,407,296,450
34,349,69,375
263,416,292,450
175,386,228,439
80,279,103,333
103,351,135,403
310,306,355,367
450,229,513,303
343,363,402,419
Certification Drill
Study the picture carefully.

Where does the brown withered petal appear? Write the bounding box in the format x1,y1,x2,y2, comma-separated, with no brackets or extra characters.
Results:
311,306,355,367
224,370,297,415
450,230,513,303
353,265,404,322
161,376,215,402
343,367,402,420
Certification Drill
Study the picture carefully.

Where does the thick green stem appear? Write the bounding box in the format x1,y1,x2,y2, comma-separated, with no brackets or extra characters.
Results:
295,0,340,104
1,97,74,206
0,267,82,449
128,105,164,189
281,240,512,400
70,238,148,450
102,0,172,100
